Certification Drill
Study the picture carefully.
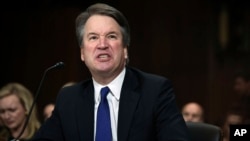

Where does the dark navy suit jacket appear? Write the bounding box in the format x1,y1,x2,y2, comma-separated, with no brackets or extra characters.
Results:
33,67,189,141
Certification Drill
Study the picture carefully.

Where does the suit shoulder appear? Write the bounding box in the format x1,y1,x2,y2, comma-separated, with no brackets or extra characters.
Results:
58,79,92,95
127,67,170,82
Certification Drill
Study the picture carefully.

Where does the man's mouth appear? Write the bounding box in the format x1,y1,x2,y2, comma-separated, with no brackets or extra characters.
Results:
98,54,109,58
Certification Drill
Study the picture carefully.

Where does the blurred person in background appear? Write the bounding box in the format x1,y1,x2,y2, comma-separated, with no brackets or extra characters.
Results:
43,81,76,121
0,82,40,141
220,108,245,141
43,103,55,121
233,70,250,96
61,81,76,88
233,70,250,123
182,102,204,122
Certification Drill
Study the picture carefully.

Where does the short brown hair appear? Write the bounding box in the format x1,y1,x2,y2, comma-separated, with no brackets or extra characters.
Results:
75,3,130,48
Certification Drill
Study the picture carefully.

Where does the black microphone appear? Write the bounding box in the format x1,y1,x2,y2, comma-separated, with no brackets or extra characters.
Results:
12,62,65,141
46,61,65,72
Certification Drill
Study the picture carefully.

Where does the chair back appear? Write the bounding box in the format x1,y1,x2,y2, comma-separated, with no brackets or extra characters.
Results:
186,122,222,141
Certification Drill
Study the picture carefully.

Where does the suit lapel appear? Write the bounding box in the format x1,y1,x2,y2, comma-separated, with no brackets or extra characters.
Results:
74,68,140,141
76,82,95,141
118,68,141,141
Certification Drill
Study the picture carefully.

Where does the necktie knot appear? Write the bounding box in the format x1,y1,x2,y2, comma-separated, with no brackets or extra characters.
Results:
100,86,110,99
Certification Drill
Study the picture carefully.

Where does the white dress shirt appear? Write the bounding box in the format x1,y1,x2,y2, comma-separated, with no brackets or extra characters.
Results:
93,68,126,141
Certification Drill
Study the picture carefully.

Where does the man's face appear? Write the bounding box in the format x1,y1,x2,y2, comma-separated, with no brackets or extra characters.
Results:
43,104,55,120
234,77,249,95
182,103,203,122
80,15,127,78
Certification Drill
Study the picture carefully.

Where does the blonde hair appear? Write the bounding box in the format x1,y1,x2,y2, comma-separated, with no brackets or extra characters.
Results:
0,82,40,140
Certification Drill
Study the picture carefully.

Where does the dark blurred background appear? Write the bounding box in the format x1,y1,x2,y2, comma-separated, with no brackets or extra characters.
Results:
1,0,250,124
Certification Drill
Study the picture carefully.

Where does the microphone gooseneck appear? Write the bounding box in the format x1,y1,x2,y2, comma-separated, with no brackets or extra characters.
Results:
45,61,65,72
12,62,65,141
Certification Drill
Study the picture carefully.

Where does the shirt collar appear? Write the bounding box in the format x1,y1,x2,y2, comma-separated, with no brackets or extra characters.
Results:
93,68,126,101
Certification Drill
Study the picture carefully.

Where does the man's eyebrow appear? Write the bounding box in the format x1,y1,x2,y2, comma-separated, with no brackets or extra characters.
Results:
108,31,119,34
86,32,98,36
86,31,119,37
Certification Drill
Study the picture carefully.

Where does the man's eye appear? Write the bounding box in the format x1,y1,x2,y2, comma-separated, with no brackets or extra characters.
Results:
89,36,98,40
108,35,117,39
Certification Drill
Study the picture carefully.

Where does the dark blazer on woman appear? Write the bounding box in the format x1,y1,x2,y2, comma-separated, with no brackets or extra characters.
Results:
33,67,189,141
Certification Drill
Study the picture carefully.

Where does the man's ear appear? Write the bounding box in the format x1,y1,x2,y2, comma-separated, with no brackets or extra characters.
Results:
80,48,85,61
124,47,128,59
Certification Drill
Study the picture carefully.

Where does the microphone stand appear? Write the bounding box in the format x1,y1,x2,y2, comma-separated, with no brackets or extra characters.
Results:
11,62,64,141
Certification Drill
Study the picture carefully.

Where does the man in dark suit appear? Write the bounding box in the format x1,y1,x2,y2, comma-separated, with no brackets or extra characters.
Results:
32,3,189,141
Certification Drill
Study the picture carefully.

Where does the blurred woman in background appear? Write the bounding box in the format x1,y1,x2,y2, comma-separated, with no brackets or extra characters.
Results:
0,82,40,141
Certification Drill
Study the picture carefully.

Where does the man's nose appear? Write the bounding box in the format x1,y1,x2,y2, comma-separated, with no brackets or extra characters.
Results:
98,37,108,48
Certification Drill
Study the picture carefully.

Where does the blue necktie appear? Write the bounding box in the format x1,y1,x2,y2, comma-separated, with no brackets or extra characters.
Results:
96,86,112,141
